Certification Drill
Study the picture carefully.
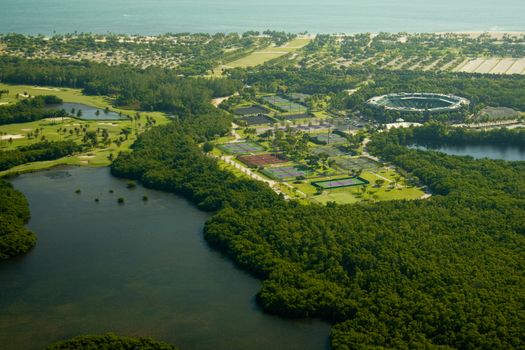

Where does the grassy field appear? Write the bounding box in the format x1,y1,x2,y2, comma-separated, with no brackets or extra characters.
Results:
219,38,311,70
0,84,170,176
289,168,425,204
0,118,134,175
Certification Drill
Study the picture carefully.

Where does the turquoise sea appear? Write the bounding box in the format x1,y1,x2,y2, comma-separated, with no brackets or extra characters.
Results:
1,0,524,35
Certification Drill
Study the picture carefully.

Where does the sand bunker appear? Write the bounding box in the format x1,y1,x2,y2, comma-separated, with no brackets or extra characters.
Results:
97,122,118,126
0,134,25,140
45,117,71,122
32,86,60,91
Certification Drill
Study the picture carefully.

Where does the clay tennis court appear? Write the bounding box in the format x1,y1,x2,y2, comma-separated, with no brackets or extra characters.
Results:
238,153,287,167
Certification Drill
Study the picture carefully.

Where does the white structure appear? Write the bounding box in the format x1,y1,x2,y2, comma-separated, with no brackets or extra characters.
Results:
367,93,470,113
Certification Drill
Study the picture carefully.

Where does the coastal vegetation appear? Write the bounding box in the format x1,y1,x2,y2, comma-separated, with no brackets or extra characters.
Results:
0,178,35,259
3,32,524,76
0,31,295,74
302,32,525,74
45,334,179,350
398,123,525,148
0,140,82,171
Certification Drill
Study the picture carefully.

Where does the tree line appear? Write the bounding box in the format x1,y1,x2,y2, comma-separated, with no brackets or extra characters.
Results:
45,334,179,350
0,179,36,260
0,57,241,116
392,123,525,148
0,95,66,125
0,140,82,171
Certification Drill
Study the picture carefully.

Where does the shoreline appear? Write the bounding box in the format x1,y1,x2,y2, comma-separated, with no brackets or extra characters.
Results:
0,158,108,179
1,31,524,40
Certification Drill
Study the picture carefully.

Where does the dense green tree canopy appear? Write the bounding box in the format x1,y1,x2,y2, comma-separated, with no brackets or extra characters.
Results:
0,57,241,115
0,95,66,125
0,140,82,171
0,179,35,259
45,334,179,350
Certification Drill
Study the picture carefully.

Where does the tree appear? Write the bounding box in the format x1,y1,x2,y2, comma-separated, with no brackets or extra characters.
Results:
121,127,132,140
82,131,98,147
202,142,214,153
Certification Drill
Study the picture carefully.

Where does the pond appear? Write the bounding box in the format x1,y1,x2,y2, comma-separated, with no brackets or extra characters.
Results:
0,167,329,350
50,103,126,121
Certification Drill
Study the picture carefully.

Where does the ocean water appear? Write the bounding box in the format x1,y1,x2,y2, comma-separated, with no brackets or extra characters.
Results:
0,0,523,35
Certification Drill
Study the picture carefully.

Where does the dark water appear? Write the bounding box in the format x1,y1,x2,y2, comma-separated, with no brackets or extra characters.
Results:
414,144,525,161
0,167,329,350
53,103,125,121
0,0,523,35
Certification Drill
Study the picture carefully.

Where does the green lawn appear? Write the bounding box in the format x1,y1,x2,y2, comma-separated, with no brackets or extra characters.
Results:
288,168,425,204
1,117,136,176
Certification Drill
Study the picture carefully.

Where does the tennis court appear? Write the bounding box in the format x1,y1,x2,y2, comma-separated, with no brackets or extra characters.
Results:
237,114,275,125
288,93,310,102
312,134,347,144
335,157,381,171
280,113,313,121
234,105,270,115
311,146,348,157
313,177,369,189
218,142,265,154
262,95,307,113
262,165,310,180
238,154,287,167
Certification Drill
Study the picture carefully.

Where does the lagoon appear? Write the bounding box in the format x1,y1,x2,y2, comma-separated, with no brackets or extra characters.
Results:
414,144,525,161
0,167,329,350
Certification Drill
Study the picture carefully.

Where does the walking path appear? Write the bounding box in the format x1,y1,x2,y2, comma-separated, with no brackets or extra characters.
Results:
361,138,381,162
230,123,242,141
370,172,392,183
210,153,291,200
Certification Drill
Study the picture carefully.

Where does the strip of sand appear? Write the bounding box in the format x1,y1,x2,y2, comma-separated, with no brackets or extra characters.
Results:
1,134,24,140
